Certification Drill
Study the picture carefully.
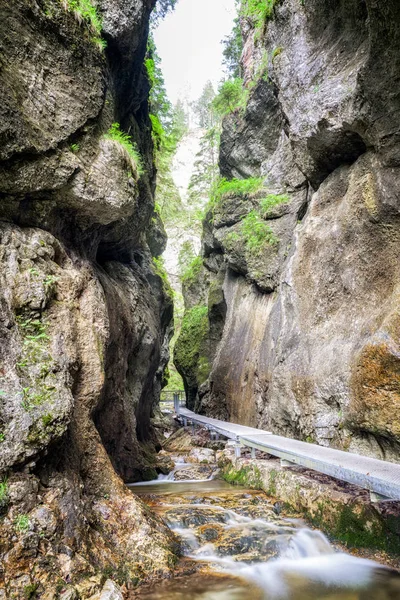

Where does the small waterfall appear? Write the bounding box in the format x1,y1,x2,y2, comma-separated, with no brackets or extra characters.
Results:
129,454,399,599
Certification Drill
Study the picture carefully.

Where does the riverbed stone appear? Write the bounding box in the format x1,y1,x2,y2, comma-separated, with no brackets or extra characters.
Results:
188,447,216,464
220,450,400,562
174,465,214,481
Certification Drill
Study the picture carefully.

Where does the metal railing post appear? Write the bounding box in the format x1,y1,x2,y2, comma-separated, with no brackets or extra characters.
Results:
173,392,180,414
235,437,241,458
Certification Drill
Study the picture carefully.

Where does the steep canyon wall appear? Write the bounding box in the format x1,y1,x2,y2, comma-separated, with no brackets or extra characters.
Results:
0,0,176,595
175,0,400,462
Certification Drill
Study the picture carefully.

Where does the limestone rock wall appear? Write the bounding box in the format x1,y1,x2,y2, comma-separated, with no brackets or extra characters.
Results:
175,0,400,462
0,0,176,595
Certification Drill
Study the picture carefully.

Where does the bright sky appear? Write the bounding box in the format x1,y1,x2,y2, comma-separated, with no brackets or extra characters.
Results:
153,0,237,106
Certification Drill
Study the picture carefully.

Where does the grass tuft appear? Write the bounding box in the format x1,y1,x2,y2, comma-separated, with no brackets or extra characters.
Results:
240,210,279,254
63,0,102,35
104,123,144,179
209,177,264,211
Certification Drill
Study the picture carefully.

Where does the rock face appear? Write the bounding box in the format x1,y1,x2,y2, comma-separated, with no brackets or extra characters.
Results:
0,0,176,595
175,0,400,462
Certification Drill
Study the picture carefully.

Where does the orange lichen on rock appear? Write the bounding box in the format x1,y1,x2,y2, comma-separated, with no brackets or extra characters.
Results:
348,341,400,439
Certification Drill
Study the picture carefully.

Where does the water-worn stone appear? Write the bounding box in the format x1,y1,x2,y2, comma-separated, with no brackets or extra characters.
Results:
174,465,214,481
221,449,400,561
188,447,216,464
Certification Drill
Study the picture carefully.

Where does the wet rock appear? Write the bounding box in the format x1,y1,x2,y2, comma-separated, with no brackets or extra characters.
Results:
188,448,216,464
221,453,400,558
164,506,229,528
163,428,194,453
155,453,175,475
174,465,214,481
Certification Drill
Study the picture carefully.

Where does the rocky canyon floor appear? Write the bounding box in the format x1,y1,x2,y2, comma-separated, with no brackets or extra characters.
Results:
126,423,400,599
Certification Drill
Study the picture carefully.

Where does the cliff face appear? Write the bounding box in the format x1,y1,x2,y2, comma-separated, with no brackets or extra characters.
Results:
175,0,400,461
0,0,176,595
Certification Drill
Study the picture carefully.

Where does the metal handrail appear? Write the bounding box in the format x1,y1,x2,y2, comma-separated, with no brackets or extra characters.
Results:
176,406,400,502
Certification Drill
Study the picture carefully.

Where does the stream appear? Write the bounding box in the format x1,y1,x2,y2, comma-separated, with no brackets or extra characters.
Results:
128,453,400,599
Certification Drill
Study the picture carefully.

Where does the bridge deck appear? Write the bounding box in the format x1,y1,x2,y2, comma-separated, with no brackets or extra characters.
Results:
178,407,400,501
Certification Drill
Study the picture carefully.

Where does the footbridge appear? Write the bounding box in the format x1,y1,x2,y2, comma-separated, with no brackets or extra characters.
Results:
174,402,400,503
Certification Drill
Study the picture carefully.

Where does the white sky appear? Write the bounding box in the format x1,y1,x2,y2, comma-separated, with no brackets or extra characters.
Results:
153,0,237,106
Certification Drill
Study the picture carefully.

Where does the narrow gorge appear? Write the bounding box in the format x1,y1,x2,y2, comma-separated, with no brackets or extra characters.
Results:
1,0,400,598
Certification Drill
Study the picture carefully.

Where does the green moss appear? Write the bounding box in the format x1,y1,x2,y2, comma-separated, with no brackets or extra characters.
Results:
223,465,263,489
0,478,8,512
272,46,283,60
23,584,38,599
182,256,203,287
304,499,400,554
16,315,57,411
152,257,174,300
41,414,53,427
174,306,209,382
267,468,277,496
197,355,211,382
103,123,144,178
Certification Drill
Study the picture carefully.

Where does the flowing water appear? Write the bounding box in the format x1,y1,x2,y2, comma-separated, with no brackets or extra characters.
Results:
129,465,400,600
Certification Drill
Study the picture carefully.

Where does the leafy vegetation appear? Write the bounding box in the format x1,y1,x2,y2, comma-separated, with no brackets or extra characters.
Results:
222,14,244,79
103,123,144,178
63,0,107,50
192,81,217,129
65,0,102,34
181,256,203,287
14,514,30,534
240,0,279,39
240,211,279,253
212,78,248,118
209,177,264,211
151,0,178,26
259,193,289,214
152,257,173,300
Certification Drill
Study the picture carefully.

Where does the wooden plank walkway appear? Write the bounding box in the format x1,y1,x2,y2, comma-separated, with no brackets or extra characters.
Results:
177,407,400,501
